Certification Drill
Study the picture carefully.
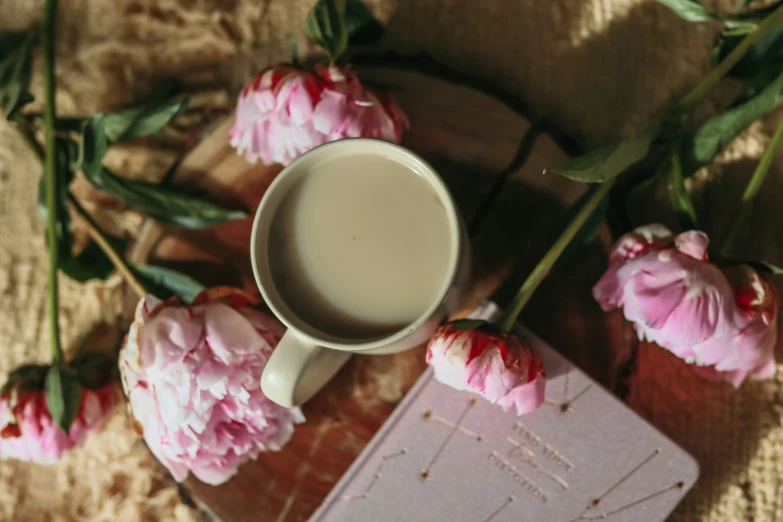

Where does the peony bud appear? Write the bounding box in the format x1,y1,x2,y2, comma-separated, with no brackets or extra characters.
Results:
426,320,546,415
0,371,112,464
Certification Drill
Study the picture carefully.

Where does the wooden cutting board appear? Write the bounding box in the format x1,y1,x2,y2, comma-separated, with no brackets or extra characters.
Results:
128,59,626,522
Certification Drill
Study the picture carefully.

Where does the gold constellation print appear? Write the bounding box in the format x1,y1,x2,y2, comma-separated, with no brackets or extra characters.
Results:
331,449,408,504
505,437,569,490
422,408,483,441
483,496,514,522
570,449,685,521
545,367,593,414
420,397,483,480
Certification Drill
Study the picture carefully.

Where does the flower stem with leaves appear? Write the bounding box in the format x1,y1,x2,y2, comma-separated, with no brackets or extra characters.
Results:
495,179,616,332
496,4,783,332
550,3,783,186
674,3,783,114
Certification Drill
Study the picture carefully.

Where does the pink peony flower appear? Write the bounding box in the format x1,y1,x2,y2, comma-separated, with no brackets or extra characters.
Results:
426,320,546,415
0,384,113,463
593,224,778,387
119,287,305,485
230,64,409,166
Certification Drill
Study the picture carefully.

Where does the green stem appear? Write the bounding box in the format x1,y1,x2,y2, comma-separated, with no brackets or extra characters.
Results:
496,179,616,332
669,148,698,230
43,0,62,363
68,195,148,299
15,122,150,299
718,114,783,255
675,2,783,114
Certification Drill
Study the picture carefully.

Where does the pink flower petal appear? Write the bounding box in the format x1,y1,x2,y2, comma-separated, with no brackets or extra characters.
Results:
498,368,546,415
674,230,710,261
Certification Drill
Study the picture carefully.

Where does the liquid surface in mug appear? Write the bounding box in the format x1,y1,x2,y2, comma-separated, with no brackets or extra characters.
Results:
268,153,454,339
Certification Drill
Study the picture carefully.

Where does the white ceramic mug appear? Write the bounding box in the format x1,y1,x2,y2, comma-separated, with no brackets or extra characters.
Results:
250,139,471,408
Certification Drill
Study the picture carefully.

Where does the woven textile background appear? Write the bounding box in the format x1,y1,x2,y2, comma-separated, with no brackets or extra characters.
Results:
0,0,780,520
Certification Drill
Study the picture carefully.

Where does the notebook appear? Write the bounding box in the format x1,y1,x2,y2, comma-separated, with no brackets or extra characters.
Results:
309,303,699,522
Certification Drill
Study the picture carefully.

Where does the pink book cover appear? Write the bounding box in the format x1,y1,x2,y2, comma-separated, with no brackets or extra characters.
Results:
309,303,699,522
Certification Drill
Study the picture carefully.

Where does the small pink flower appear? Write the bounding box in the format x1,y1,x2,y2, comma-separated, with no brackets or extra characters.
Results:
0,384,113,463
230,64,409,166
426,321,546,415
593,224,777,387
119,287,304,486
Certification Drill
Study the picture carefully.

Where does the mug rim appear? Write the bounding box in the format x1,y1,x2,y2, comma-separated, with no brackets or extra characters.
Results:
250,138,462,352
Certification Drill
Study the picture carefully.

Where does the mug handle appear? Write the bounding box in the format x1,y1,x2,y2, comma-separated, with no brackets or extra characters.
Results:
261,331,352,408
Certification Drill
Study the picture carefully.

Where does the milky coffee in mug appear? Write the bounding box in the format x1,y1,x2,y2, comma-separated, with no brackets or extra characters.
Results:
251,139,470,408
268,153,453,339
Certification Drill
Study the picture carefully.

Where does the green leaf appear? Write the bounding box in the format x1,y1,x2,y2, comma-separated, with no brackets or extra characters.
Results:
448,319,489,331
655,0,720,22
669,151,698,229
82,167,246,228
103,98,188,142
746,260,783,275
91,79,185,142
733,64,782,105
713,25,783,78
44,366,83,435
0,30,37,119
130,263,205,303
80,114,107,178
306,0,348,61
77,86,242,229
680,68,783,176
60,236,131,283
344,0,384,45
658,0,778,25
733,0,783,22
549,121,661,183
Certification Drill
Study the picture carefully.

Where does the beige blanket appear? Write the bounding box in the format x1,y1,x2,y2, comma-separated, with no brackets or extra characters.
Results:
0,0,780,520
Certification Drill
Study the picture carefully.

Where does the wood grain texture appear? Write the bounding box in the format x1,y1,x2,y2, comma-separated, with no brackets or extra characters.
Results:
129,64,625,522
